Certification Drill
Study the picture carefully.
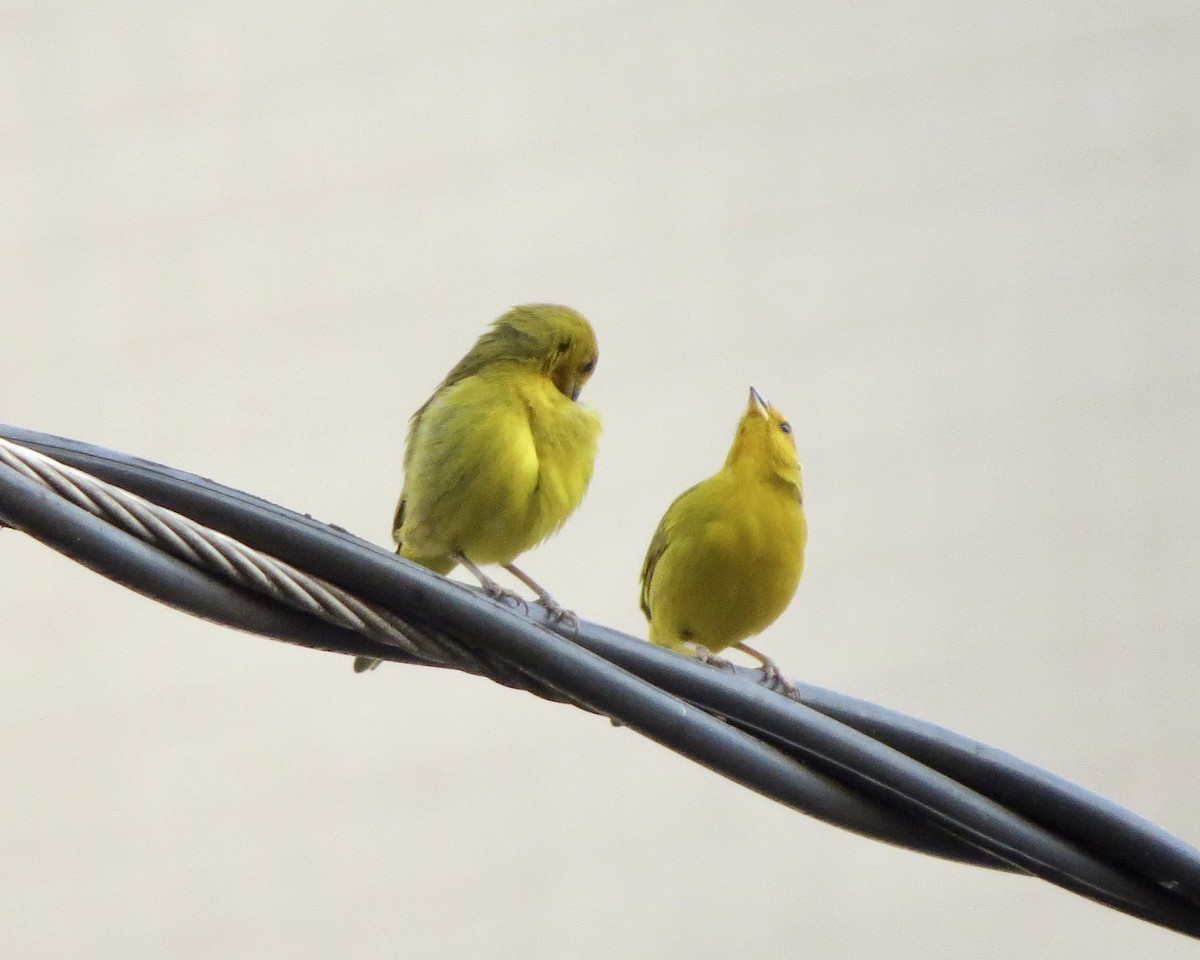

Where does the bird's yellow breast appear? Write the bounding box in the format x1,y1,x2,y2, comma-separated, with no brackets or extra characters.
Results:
644,468,806,654
396,368,600,569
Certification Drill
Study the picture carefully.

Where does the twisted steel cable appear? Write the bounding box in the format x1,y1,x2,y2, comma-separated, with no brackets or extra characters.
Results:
1,424,1198,940
0,435,576,699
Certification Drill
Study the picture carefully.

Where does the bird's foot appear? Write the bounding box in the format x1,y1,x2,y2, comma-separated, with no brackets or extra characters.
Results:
480,580,531,615
734,642,800,700
534,592,579,629
454,553,530,613
683,642,736,673
756,660,800,699
503,563,578,629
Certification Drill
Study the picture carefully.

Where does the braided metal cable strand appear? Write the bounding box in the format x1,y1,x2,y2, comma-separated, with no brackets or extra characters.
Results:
0,437,448,659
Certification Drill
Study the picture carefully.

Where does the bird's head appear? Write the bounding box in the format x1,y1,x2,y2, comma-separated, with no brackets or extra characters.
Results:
482,304,599,401
726,387,802,487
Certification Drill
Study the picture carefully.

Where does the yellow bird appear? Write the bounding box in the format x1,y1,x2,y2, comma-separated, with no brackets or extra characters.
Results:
355,304,601,672
639,387,806,686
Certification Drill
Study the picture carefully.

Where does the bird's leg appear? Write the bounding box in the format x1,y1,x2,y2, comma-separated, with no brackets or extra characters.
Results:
502,563,578,627
453,552,528,613
733,641,800,700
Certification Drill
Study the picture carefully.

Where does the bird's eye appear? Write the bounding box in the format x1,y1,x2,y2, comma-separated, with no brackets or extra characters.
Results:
580,359,595,375
779,421,792,434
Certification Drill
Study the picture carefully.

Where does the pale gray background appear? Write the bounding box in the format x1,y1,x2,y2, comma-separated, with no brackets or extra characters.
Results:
3,3,1198,958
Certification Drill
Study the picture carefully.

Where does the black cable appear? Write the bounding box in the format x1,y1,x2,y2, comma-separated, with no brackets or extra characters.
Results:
0,453,401,663
0,433,983,866
789,681,1200,908
2,423,1198,939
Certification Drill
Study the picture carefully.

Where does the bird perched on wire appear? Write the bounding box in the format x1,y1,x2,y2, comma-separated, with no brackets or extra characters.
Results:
639,387,806,690
355,304,601,672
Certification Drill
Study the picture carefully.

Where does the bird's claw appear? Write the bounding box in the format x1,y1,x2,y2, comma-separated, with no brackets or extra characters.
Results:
756,661,800,700
730,642,801,700
485,585,530,614
537,595,579,630
495,562,576,628
685,644,736,673
686,642,801,700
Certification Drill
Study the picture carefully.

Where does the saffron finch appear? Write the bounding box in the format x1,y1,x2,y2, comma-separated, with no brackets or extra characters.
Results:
355,303,601,672
639,387,806,685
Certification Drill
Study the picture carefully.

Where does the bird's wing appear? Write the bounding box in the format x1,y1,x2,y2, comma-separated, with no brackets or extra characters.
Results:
638,520,670,620
391,495,407,551
639,481,704,619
